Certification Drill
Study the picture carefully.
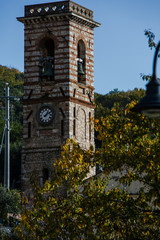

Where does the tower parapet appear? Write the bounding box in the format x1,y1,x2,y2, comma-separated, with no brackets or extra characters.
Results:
18,1,100,28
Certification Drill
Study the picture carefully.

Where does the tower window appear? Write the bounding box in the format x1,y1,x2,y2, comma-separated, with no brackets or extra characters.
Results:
77,40,86,84
73,107,76,118
73,107,76,137
28,122,31,138
73,119,76,136
89,112,91,141
43,168,49,185
39,37,55,81
61,119,64,136
73,88,76,97
89,39,91,48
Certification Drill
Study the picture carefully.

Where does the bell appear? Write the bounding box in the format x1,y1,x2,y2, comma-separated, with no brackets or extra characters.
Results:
42,60,54,77
78,60,85,75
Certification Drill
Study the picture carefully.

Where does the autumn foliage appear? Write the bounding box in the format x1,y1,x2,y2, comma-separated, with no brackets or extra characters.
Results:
16,101,160,239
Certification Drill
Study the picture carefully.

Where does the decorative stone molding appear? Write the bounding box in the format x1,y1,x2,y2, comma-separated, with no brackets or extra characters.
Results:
17,1,100,28
24,1,93,20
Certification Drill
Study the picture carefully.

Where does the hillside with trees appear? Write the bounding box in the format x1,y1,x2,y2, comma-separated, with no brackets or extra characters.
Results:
95,88,145,117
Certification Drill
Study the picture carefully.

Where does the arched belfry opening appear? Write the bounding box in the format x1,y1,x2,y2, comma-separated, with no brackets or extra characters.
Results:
77,39,86,84
39,37,55,81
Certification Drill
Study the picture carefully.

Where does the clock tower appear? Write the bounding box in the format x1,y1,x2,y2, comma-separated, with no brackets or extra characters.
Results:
17,1,100,193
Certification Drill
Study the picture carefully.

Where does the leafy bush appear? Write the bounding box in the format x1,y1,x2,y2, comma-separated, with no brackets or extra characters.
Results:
0,186,21,223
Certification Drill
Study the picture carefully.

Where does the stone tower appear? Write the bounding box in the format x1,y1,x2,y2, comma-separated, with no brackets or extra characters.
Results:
17,1,100,193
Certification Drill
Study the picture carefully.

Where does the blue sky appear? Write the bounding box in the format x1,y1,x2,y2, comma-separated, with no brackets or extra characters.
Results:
0,0,160,94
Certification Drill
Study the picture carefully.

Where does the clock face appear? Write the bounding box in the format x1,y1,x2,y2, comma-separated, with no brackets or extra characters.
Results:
37,105,55,125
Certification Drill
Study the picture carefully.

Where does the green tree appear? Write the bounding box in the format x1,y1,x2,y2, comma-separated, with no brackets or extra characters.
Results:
0,186,21,239
16,101,160,239
95,88,145,118
0,65,23,86
0,186,21,223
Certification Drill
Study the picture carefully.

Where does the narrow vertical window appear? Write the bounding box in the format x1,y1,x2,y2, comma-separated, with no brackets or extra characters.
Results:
73,107,76,136
77,40,86,84
73,107,76,118
28,122,31,138
89,112,91,141
43,168,49,185
73,88,76,97
73,119,76,136
61,119,64,136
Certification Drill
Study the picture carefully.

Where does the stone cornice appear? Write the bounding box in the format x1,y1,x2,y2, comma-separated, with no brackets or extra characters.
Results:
17,13,100,28
17,1,100,28
23,80,95,91
22,96,95,109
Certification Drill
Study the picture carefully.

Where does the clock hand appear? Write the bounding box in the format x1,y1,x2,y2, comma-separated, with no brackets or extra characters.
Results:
44,110,49,117
44,112,49,117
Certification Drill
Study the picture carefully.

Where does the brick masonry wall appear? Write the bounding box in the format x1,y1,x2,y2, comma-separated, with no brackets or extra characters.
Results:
19,1,99,193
